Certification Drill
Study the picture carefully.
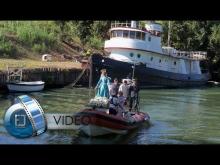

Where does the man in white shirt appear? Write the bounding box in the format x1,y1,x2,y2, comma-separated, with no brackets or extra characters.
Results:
119,80,130,99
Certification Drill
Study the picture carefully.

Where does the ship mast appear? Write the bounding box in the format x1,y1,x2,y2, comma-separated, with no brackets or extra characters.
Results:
168,21,171,47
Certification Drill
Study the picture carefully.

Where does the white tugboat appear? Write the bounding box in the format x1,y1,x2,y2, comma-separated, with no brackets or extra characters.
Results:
91,21,210,88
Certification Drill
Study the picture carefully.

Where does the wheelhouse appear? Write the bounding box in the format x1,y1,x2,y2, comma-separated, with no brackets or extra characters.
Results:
110,29,146,41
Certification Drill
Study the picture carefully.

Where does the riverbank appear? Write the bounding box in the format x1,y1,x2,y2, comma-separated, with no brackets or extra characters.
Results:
0,58,82,70
0,59,89,91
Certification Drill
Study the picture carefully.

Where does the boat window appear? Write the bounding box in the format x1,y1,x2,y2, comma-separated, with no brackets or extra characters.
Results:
148,36,151,41
116,30,123,37
155,31,161,37
111,30,117,38
159,59,161,63
137,54,141,58
150,57,153,61
174,61,176,65
130,53,134,57
136,32,141,40
158,32,161,37
141,32,145,40
111,31,113,37
123,30,129,38
130,31,135,39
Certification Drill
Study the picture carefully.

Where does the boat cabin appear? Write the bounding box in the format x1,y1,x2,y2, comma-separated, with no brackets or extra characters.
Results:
109,21,163,41
110,29,146,41
145,22,163,37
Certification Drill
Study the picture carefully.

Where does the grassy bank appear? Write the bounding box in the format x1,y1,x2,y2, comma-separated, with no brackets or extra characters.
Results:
0,58,82,71
0,21,106,59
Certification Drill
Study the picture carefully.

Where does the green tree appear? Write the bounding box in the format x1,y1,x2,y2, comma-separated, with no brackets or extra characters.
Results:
75,21,93,45
209,22,220,72
91,21,111,39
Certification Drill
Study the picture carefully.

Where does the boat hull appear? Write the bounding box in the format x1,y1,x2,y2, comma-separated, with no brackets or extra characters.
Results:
81,124,128,137
7,81,45,92
77,108,150,137
91,54,210,88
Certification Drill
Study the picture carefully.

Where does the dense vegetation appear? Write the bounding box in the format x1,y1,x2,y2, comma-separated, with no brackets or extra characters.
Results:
0,21,220,78
158,21,220,78
0,21,111,58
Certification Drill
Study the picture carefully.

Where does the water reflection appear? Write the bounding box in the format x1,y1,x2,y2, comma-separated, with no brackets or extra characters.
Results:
0,87,220,144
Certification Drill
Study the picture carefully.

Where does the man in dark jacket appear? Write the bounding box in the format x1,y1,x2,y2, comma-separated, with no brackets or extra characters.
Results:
128,79,140,111
109,78,119,97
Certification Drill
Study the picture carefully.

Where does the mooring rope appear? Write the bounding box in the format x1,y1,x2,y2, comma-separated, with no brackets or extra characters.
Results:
70,56,91,87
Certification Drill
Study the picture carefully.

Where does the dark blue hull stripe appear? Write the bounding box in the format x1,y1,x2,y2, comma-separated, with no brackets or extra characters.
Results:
91,54,210,87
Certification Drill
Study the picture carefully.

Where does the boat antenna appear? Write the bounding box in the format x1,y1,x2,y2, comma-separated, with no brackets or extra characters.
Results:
88,55,95,99
168,21,171,47
132,63,135,80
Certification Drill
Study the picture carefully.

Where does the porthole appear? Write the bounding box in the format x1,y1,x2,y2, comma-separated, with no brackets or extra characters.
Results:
130,53,134,57
137,54,141,58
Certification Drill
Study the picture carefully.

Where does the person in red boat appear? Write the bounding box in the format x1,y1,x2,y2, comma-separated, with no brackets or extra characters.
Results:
95,69,110,98
118,91,126,115
119,80,130,101
129,79,140,111
109,78,119,97
108,91,127,117
109,95,119,115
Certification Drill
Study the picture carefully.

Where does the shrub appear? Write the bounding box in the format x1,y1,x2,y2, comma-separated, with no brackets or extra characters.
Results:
0,34,17,57
32,43,47,53
88,36,103,49
16,22,57,48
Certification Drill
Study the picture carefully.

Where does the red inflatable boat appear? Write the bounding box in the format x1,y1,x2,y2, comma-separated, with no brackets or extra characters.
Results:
77,108,150,137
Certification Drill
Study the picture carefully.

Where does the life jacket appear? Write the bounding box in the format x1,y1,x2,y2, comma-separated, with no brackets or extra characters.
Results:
109,96,119,110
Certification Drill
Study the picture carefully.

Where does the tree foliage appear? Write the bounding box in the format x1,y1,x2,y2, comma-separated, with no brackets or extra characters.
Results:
160,21,220,74
1,20,220,78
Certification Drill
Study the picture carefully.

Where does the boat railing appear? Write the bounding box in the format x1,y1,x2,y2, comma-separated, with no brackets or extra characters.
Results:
111,21,142,29
175,51,207,60
7,65,24,82
163,49,207,60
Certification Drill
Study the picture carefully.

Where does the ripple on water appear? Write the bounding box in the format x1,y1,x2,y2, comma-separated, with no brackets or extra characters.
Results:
1,87,220,144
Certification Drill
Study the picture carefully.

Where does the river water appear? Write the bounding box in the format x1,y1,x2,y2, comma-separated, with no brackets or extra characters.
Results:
1,86,220,144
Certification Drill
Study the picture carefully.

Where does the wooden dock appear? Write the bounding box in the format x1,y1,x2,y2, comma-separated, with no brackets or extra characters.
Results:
0,67,90,90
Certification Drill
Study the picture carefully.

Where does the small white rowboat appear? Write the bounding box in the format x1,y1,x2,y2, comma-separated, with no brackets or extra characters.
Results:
7,81,45,92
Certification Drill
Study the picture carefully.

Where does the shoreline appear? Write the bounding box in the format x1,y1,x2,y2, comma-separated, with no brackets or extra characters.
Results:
0,67,90,91
0,58,82,70
0,58,91,91
0,58,219,92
